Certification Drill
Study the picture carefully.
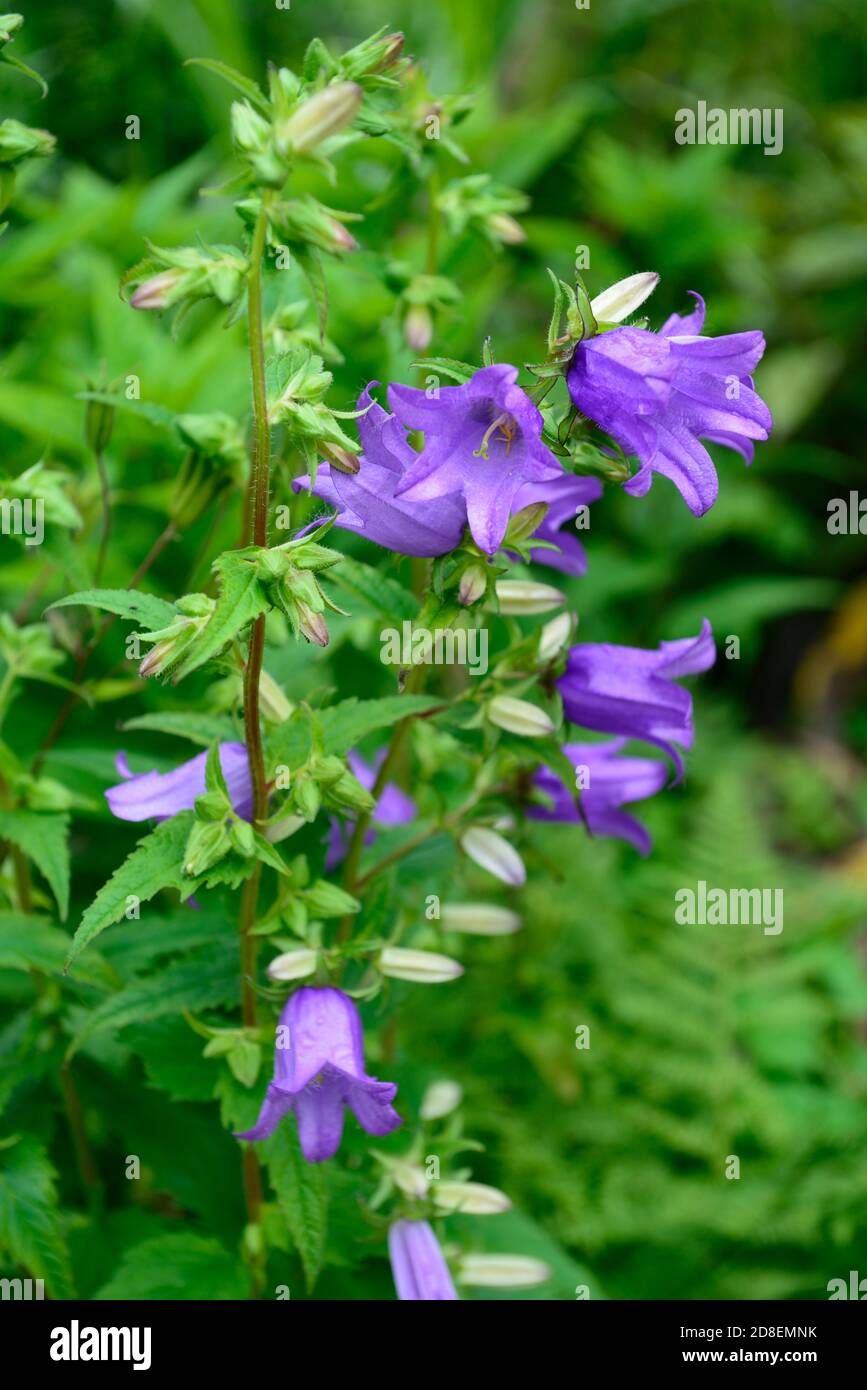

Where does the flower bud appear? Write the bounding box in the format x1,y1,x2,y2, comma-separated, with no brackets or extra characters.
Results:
293,776,322,822
420,1080,463,1121
296,600,329,647
265,814,306,844
590,271,659,325
495,579,565,615
321,441,361,474
183,818,230,877
537,612,573,663
303,879,359,918
487,212,526,245
267,947,318,981
458,562,488,607
433,1182,512,1215
404,303,433,353
461,827,526,887
136,594,214,680
486,695,555,738
131,269,184,311
374,32,405,71
456,1254,551,1288
0,118,55,165
439,904,522,936
379,947,464,984
276,82,363,155
390,1161,430,1199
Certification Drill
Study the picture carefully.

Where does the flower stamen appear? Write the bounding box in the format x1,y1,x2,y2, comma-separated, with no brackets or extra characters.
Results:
473,412,517,460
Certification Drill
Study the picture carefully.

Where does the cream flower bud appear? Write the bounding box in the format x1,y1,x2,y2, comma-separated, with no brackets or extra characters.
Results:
404,303,433,353
130,269,184,311
439,904,522,936
277,82,363,155
590,271,659,325
538,611,573,663
420,1080,463,1120
486,695,554,738
265,814,306,844
487,212,526,245
457,1253,552,1288
391,1161,430,1199
433,1182,512,1215
495,580,565,615
461,827,526,887
266,947,318,981
379,947,464,983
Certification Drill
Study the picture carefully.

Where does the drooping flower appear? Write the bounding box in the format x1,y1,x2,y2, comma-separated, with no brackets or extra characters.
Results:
325,748,416,869
528,738,668,855
235,986,401,1162
388,365,563,556
557,620,715,779
512,472,602,576
388,1220,458,1301
105,743,253,822
294,384,467,558
567,293,772,516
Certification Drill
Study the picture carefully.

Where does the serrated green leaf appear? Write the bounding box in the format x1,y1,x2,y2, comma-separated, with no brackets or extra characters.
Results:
67,813,195,966
170,552,271,682
67,943,239,1056
329,556,417,621
94,1232,247,1300
48,588,176,630
121,711,238,746
0,810,70,919
264,1121,328,1292
0,1138,74,1299
0,913,113,987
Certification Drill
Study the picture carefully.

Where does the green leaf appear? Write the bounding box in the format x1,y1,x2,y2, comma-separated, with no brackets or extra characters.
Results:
0,810,70,919
94,1232,247,1300
329,556,417,621
0,1138,74,1299
0,913,113,987
67,943,239,1056
267,694,442,772
185,57,270,115
410,355,477,383
48,588,176,630
170,551,271,682
121,711,238,747
264,1121,328,1292
67,813,195,967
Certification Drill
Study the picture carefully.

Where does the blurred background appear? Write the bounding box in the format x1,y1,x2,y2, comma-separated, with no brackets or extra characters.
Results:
2,0,867,1299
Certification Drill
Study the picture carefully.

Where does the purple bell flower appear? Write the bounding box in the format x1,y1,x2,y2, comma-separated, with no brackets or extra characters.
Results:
528,739,668,855
235,986,401,1162
294,384,467,558
557,620,715,779
105,742,253,822
388,1220,458,1301
388,365,562,556
513,472,603,576
567,294,772,516
325,749,417,870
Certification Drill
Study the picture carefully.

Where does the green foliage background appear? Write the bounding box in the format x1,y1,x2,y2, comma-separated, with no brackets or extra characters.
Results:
1,0,866,1300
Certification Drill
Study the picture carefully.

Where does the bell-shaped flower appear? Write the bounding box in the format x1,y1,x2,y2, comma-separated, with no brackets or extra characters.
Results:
567,293,772,516
556,620,715,779
388,365,562,556
388,1220,458,1301
105,742,253,823
528,738,668,855
235,986,401,1162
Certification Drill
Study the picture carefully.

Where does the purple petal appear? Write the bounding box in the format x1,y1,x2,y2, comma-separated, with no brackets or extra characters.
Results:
388,1220,459,1301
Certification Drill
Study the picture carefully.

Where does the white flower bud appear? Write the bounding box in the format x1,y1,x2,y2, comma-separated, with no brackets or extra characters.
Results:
461,827,526,887
590,271,659,324
265,814,306,844
457,1253,552,1288
439,904,522,936
277,82,363,155
267,947,318,981
486,695,555,738
391,1161,431,1199
538,611,573,663
379,947,464,983
495,580,565,615
420,1080,463,1120
433,1182,512,1215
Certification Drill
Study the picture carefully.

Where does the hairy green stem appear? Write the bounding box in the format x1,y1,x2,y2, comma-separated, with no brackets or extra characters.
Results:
93,448,111,587
237,202,272,1268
